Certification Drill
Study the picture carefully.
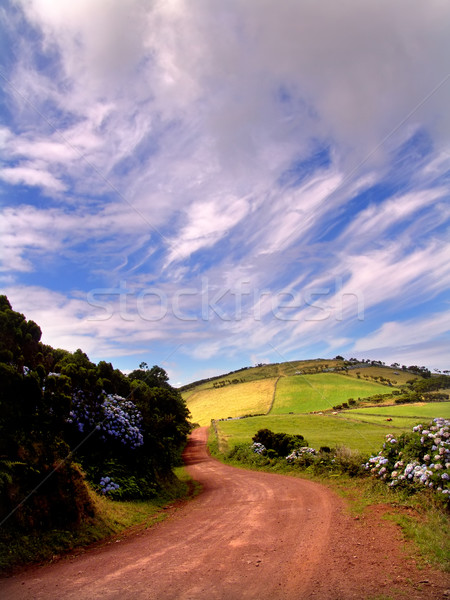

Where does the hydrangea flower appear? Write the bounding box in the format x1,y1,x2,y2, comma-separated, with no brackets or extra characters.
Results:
68,391,144,449
364,418,450,499
286,447,317,463
251,442,266,455
99,476,120,495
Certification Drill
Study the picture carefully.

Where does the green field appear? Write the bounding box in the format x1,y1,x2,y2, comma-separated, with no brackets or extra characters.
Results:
187,378,277,426
341,402,450,428
272,373,391,414
215,413,399,454
347,402,450,418
215,402,448,455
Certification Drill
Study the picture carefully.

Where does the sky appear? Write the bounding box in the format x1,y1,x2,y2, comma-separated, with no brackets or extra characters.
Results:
1,0,449,386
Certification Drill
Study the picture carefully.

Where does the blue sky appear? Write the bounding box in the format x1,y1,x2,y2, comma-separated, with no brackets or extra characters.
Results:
1,0,449,385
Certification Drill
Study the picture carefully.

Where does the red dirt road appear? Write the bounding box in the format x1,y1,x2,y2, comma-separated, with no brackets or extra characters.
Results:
1,427,449,599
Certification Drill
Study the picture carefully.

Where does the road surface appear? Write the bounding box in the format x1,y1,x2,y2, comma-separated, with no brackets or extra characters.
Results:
1,427,448,599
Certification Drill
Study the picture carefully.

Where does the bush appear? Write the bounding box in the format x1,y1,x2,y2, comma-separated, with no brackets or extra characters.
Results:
228,443,272,467
285,445,365,477
364,418,450,502
252,429,307,457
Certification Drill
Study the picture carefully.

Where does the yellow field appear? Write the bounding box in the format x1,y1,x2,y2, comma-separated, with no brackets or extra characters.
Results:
186,378,278,426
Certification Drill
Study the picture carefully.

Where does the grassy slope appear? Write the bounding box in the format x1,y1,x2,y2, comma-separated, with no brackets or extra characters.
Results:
182,358,343,394
272,373,390,414
183,359,445,455
345,365,419,385
187,378,277,426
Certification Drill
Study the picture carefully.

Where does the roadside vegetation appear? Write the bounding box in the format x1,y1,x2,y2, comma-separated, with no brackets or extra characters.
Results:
0,296,192,573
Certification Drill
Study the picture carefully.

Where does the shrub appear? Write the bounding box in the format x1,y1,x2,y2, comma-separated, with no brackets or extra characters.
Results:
252,429,307,457
364,418,450,502
285,445,365,477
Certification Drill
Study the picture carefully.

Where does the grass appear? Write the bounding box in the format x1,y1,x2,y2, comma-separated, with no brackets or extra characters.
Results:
386,504,450,571
345,365,419,385
214,402,449,455
272,373,391,414
340,402,450,429
214,413,410,455
337,478,450,572
186,377,277,426
0,467,196,575
347,402,450,419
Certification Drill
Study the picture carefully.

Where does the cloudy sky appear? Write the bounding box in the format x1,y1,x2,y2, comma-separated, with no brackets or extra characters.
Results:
1,0,449,384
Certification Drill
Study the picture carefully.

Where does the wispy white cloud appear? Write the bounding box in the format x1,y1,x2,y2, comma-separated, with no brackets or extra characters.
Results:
166,195,250,265
354,311,450,352
340,188,448,247
0,165,66,192
1,0,449,381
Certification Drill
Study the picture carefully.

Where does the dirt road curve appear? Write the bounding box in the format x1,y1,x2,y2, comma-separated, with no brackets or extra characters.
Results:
1,427,449,599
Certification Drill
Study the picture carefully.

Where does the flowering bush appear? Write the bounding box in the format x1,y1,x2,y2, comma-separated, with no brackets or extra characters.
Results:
251,442,266,455
67,392,144,449
364,418,450,499
101,394,144,449
286,447,317,463
99,476,120,495
252,428,307,456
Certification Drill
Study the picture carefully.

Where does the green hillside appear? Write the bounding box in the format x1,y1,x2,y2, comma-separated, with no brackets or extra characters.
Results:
182,358,344,394
183,358,450,455
272,373,391,414
345,365,419,385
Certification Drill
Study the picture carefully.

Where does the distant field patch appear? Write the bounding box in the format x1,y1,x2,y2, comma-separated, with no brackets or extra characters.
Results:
345,366,419,385
272,373,391,414
343,402,450,428
187,378,277,426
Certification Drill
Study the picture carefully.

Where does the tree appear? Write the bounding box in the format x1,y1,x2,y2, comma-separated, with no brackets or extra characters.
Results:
129,364,170,389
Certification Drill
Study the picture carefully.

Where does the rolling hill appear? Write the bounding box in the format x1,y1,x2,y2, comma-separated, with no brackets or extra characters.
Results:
183,358,449,454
